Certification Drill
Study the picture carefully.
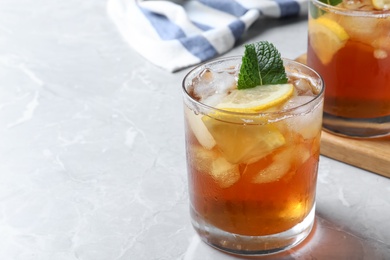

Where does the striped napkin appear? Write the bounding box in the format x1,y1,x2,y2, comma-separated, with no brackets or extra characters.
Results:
107,0,308,72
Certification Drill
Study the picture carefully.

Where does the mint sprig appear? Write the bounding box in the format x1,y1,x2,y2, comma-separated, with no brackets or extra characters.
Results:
237,41,287,90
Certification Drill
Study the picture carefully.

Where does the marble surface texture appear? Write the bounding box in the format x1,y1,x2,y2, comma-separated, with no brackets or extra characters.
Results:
0,1,389,259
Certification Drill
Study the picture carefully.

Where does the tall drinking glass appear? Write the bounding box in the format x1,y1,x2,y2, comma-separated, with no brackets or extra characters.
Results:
182,57,324,255
307,0,390,138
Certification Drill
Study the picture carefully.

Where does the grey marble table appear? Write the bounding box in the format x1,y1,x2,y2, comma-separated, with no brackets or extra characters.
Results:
0,1,389,259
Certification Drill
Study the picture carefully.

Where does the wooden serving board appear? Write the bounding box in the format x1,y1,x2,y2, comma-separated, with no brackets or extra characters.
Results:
296,54,390,178
320,131,390,178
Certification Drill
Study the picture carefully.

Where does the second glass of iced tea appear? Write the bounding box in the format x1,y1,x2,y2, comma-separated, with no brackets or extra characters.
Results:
307,0,390,138
182,57,324,255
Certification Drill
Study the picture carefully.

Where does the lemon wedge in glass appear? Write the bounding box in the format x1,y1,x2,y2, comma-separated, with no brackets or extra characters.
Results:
309,16,349,65
201,118,285,164
201,84,292,164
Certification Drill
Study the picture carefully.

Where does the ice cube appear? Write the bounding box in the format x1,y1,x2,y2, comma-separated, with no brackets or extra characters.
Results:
190,145,240,188
185,107,216,150
252,145,310,184
190,145,215,174
336,13,381,46
192,69,216,101
192,68,236,103
211,70,237,95
284,97,323,139
294,78,315,96
210,157,240,188
374,49,388,59
252,159,290,184
202,93,228,107
282,95,314,111
372,35,390,55
252,147,292,184
295,144,310,165
341,0,373,10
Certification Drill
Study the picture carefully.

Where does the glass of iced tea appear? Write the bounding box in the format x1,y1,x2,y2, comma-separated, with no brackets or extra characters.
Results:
182,54,324,254
307,0,390,138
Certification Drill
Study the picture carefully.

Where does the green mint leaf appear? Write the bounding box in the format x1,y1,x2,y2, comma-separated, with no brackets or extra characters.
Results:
320,0,342,5
237,41,287,90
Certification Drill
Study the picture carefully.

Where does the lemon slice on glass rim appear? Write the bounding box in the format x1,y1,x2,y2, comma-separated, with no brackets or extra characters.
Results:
309,16,349,65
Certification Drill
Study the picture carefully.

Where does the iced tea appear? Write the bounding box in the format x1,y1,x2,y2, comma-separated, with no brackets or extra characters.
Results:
307,0,390,137
182,57,324,254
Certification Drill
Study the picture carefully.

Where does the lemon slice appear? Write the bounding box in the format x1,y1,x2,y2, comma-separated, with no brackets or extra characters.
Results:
202,116,285,164
372,0,390,9
202,114,285,164
216,84,294,112
309,16,349,65
185,106,216,150
200,84,291,164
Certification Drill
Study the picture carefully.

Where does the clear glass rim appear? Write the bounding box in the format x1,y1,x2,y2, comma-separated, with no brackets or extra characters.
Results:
182,56,325,117
310,0,390,17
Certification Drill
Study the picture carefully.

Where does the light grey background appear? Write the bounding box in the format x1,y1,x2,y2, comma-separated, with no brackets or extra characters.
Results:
0,0,389,259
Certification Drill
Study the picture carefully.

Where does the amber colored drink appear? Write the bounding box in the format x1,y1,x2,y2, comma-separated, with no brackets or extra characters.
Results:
182,57,324,254
186,115,320,236
308,41,390,118
307,0,390,137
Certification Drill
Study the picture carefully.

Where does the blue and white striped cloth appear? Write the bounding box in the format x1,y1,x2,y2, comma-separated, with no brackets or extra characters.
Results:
107,0,308,72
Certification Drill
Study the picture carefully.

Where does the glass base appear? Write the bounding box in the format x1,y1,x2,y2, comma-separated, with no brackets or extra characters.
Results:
190,204,315,255
322,112,390,138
